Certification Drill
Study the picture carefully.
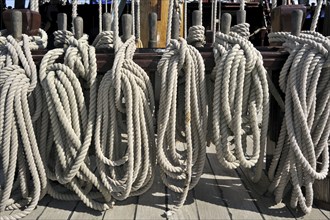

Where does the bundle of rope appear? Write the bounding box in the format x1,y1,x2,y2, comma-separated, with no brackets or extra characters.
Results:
0,33,47,220
157,0,207,215
94,0,155,201
38,18,111,211
267,10,330,214
211,12,269,183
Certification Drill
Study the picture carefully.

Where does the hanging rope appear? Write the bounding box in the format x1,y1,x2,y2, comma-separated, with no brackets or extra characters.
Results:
157,0,207,214
94,0,155,201
39,27,112,211
0,34,47,220
267,30,330,214
212,14,269,183
310,0,323,32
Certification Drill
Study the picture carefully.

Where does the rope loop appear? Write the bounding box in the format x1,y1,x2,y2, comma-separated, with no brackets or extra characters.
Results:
157,37,207,210
267,31,330,214
212,27,269,182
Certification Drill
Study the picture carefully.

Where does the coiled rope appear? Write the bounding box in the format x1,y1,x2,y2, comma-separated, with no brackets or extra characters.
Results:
212,13,269,183
0,33,47,220
157,0,207,215
267,30,330,214
94,0,155,201
39,30,111,211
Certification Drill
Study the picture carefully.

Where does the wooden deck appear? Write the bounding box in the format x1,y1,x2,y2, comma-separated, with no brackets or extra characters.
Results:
6,145,325,220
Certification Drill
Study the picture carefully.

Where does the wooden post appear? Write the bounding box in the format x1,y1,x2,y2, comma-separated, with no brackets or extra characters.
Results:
221,13,231,35
57,13,67,31
122,14,133,42
291,9,303,37
11,10,23,41
171,11,180,40
192,10,203,47
103,13,112,32
74,16,83,40
148,12,158,48
236,10,246,24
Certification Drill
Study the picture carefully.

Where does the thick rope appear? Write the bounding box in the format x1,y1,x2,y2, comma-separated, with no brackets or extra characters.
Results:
310,0,323,32
0,34,47,220
39,34,112,211
267,31,330,214
72,0,78,33
30,0,39,12
157,37,207,214
212,26,269,183
94,0,156,201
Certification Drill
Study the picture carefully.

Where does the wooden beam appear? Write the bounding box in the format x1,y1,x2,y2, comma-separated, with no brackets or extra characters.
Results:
31,47,288,73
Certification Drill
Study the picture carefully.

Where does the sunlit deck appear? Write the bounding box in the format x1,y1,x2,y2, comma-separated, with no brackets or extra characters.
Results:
3,145,326,220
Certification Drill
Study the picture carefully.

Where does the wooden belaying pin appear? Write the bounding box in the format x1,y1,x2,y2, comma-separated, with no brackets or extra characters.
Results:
74,16,84,40
57,13,67,31
11,10,23,41
221,13,232,35
291,9,303,37
192,10,203,47
148,12,158,48
171,11,180,40
122,14,133,42
236,10,246,24
103,13,112,32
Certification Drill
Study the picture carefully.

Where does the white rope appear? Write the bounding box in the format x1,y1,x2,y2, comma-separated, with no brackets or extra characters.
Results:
157,36,207,214
39,31,112,210
72,0,78,33
0,34,47,220
267,31,330,214
99,0,103,33
30,0,39,12
94,0,156,201
310,0,323,32
212,25,269,183
212,0,218,43
166,0,175,46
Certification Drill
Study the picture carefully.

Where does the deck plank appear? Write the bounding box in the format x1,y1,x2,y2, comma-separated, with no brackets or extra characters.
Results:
102,197,137,220
194,159,231,219
207,144,264,220
237,167,295,220
319,209,330,219
287,205,329,220
38,199,78,219
167,189,199,220
70,201,104,220
22,195,52,219
135,169,167,220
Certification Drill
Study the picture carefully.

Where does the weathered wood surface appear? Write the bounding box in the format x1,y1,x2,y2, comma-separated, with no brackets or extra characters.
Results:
17,145,328,220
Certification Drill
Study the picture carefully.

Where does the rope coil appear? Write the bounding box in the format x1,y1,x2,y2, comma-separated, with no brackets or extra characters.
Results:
267,30,330,214
39,35,112,211
156,37,207,211
212,24,269,183
94,0,156,201
0,34,47,220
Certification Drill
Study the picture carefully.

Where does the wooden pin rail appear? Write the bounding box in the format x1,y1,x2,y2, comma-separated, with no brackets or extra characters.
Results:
31,47,288,73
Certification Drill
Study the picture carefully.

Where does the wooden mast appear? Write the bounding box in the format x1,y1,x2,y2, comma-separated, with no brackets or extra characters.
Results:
140,0,184,48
